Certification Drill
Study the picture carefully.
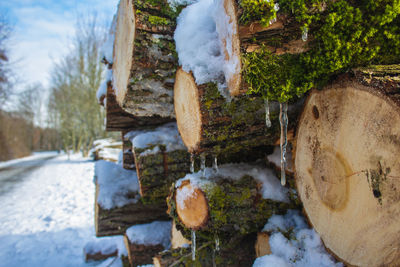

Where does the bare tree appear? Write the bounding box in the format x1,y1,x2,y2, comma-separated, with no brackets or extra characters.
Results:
0,15,13,105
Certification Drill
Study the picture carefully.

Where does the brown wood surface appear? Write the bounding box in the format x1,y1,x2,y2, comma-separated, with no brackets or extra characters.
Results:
295,66,400,266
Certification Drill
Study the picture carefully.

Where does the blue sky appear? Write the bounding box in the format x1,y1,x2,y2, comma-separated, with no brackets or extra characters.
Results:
0,0,119,89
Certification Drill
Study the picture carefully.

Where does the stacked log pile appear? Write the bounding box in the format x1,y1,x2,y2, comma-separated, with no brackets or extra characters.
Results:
90,0,400,266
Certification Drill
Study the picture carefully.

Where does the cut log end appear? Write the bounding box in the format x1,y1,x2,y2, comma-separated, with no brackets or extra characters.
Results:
174,68,202,152
295,77,400,266
217,0,241,96
113,0,135,106
175,180,209,230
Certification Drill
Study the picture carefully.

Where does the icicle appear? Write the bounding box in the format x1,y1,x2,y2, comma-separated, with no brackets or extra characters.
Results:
212,156,218,173
302,26,308,42
200,153,206,177
190,153,195,173
215,236,220,252
279,102,288,186
191,230,196,261
264,99,272,128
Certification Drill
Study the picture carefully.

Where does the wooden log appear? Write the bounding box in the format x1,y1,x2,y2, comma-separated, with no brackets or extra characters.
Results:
124,221,172,267
112,0,179,120
168,164,294,233
122,132,135,170
83,237,120,262
215,0,308,96
294,65,400,266
95,184,168,237
153,234,258,267
174,68,303,155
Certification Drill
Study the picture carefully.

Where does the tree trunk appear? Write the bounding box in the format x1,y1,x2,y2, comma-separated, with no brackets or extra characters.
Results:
294,65,400,267
124,235,165,267
95,183,168,237
215,0,308,96
174,68,303,155
168,171,294,233
122,132,135,170
112,0,179,120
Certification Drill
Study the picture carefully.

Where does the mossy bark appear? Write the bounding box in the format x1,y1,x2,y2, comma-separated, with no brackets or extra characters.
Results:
169,175,297,235
154,233,257,267
188,82,302,155
124,234,165,267
134,146,191,204
114,0,179,119
95,183,168,237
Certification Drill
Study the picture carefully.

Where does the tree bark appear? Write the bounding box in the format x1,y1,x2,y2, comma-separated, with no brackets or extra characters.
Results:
174,68,303,155
112,0,178,120
294,65,400,266
95,183,169,237
215,0,308,96
124,235,165,267
134,145,190,204
168,173,293,233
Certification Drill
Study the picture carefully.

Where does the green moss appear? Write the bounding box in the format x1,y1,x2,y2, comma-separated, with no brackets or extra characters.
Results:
148,15,170,26
239,0,277,26
242,0,400,102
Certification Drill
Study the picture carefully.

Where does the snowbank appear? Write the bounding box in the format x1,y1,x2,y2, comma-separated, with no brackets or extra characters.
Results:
175,163,289,204
125,122,186,156
95,160,140,209
126,221,172,249
253,210,343,267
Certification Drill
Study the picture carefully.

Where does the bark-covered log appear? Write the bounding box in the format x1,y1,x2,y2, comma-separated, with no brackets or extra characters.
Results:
95,183,168,237
295,65,400,266
112,0,179,120
154,233,258,267
122,132,135,170
124,221,172,267
174,68,303,155
168,164,295,233
215,0,308,96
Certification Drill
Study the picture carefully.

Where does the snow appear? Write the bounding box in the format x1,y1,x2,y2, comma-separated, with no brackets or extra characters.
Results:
167,0,198,9
0,154,98,266
101,14,117,64
84,235,127,258
175,163,289,205
97,69,113,102
174,0,238,97
126,221,172,249
267,146,293,173
94,160,140,210
125,122,186,155
253,210,343,267
0,151,58,169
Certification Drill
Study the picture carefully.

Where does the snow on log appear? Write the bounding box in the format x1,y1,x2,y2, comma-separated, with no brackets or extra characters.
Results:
83,236,125,262
169,163,294,232
112,0,178,120
295,65,400,266
122,132,135,170
124,221,172,266
125,123,190,204
94,160,168,237
174,0,307,98
174,68,302,155
91,138,122,162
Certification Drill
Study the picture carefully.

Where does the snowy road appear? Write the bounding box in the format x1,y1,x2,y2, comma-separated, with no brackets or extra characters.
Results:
0,154,56,197
0,154,99,267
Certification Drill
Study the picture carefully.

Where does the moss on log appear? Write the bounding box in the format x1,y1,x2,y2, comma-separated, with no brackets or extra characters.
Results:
122,132,135,170
174,68,303,155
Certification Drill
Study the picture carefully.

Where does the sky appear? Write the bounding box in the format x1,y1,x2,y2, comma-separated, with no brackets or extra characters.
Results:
0,0,119,89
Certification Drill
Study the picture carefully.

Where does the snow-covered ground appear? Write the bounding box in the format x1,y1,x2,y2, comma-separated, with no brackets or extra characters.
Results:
0,154,99,267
